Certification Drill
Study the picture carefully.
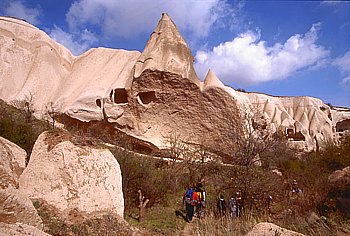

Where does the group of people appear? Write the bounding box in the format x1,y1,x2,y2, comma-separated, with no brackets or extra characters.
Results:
217,192,243,220
183,181,206,223
183,179,302,223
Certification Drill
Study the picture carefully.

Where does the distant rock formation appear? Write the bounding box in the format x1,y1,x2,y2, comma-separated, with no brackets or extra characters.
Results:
0,136,27,189
19,131,124,217
0,14,349,152
246,222,305,236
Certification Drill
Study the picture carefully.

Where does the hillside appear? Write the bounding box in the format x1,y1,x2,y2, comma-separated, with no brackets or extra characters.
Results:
1,14,349,154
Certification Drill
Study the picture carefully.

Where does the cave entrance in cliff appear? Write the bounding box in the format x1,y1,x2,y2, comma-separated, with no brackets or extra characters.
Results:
137,91,156,105
114,88,128,104
286,129,305,141
336,119,350,132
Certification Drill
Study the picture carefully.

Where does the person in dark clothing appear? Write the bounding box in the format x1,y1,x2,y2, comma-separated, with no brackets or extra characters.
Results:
183,185,199,222
217,195,226,217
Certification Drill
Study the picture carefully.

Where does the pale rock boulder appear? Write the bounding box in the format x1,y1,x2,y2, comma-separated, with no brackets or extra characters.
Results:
0,16,72,114
53,48,140,122
0,188,43,230
246,222,305,236
0,222,50,236
19,131,124,217
0,136,27,189
328,166,350,190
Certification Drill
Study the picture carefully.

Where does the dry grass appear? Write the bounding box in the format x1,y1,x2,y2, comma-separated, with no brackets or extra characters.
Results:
188,211,268,236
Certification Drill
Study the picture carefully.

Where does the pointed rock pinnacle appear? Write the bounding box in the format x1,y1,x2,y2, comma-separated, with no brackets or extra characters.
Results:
134,13,200,86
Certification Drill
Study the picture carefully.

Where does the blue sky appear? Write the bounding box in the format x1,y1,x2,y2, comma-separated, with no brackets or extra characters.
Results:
1,0,349,107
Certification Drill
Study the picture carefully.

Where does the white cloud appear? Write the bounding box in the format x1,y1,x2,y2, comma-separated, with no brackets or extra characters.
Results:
66,0,240,39
334,50,350,73
341,76,350,90
49,26,97,56
194,23,329,86
3,0,41,25
334,50,350,90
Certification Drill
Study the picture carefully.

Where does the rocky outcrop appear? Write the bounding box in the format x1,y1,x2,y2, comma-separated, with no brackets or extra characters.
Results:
0,15,349,152
0,136,27,189
19,131,124,217
246,222,304,236
134,13,200,86
0,188,43,229
328,166,350,190
0,222,50,236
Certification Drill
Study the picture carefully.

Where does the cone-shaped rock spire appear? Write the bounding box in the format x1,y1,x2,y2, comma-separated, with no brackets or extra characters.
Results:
134,13,200,86
203,69,225,90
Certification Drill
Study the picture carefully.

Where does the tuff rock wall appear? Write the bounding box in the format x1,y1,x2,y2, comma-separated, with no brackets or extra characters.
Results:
0,14,349,152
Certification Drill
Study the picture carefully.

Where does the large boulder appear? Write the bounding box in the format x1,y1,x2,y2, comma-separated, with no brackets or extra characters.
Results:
19,131,124,217
0,222,49,236
328,166,350,190
246,222,304,236
0,188,43,229
0,136,27,189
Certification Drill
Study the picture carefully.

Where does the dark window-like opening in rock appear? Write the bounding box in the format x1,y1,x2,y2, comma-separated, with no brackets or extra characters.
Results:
96,99,102,108
286,128,294,135
286,129,305,141
114,88,128,104
138,91,156,105
336,119,350,132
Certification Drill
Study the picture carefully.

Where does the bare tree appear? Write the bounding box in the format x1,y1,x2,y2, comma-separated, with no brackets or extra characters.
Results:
43,102,59,129
12,92,35,123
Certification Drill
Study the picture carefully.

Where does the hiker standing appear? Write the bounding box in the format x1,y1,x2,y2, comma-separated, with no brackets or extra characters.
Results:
217,195,226,217
195,182,206,219
236,192,242,217
229,195,237,220
183,185,199,222
266,194,273,216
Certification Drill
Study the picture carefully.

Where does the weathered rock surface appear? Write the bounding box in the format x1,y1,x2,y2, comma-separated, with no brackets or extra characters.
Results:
246,222,305,236
0,136,27,189
0,14,349,152
0,188,43,229
328,166,350,190
19,131,124,217
0,222,50,236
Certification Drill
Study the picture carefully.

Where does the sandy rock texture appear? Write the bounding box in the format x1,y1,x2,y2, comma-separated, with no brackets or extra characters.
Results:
0,136,27,189
246,222,305,236
0,14,349,152
19,131,124,217
0,188,43,229
0,222,50,236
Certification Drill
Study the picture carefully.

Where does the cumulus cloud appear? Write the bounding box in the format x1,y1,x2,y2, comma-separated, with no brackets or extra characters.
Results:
65,0,240,39
334,50,350,90
49,26,97,56
3,0,41,25
194,23,329,85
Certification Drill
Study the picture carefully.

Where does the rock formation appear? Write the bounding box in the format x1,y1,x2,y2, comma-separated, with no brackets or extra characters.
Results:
19,131,124,217
0,222,49,236
0,136,27,189
0,188,43,229
328,166,350,190
246,222,305,236
0,14,349,152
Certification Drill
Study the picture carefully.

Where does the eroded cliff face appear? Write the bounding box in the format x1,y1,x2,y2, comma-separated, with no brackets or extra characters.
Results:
0,14,349,152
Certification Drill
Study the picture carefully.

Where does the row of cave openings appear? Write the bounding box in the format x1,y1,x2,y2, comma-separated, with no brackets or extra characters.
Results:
95,88,157,108
285,119,350,141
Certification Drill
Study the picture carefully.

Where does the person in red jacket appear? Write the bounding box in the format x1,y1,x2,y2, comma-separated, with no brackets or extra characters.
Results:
183,185,199,222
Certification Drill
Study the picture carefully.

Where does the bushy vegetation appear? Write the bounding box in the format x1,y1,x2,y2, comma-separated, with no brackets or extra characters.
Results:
0,99,51,163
